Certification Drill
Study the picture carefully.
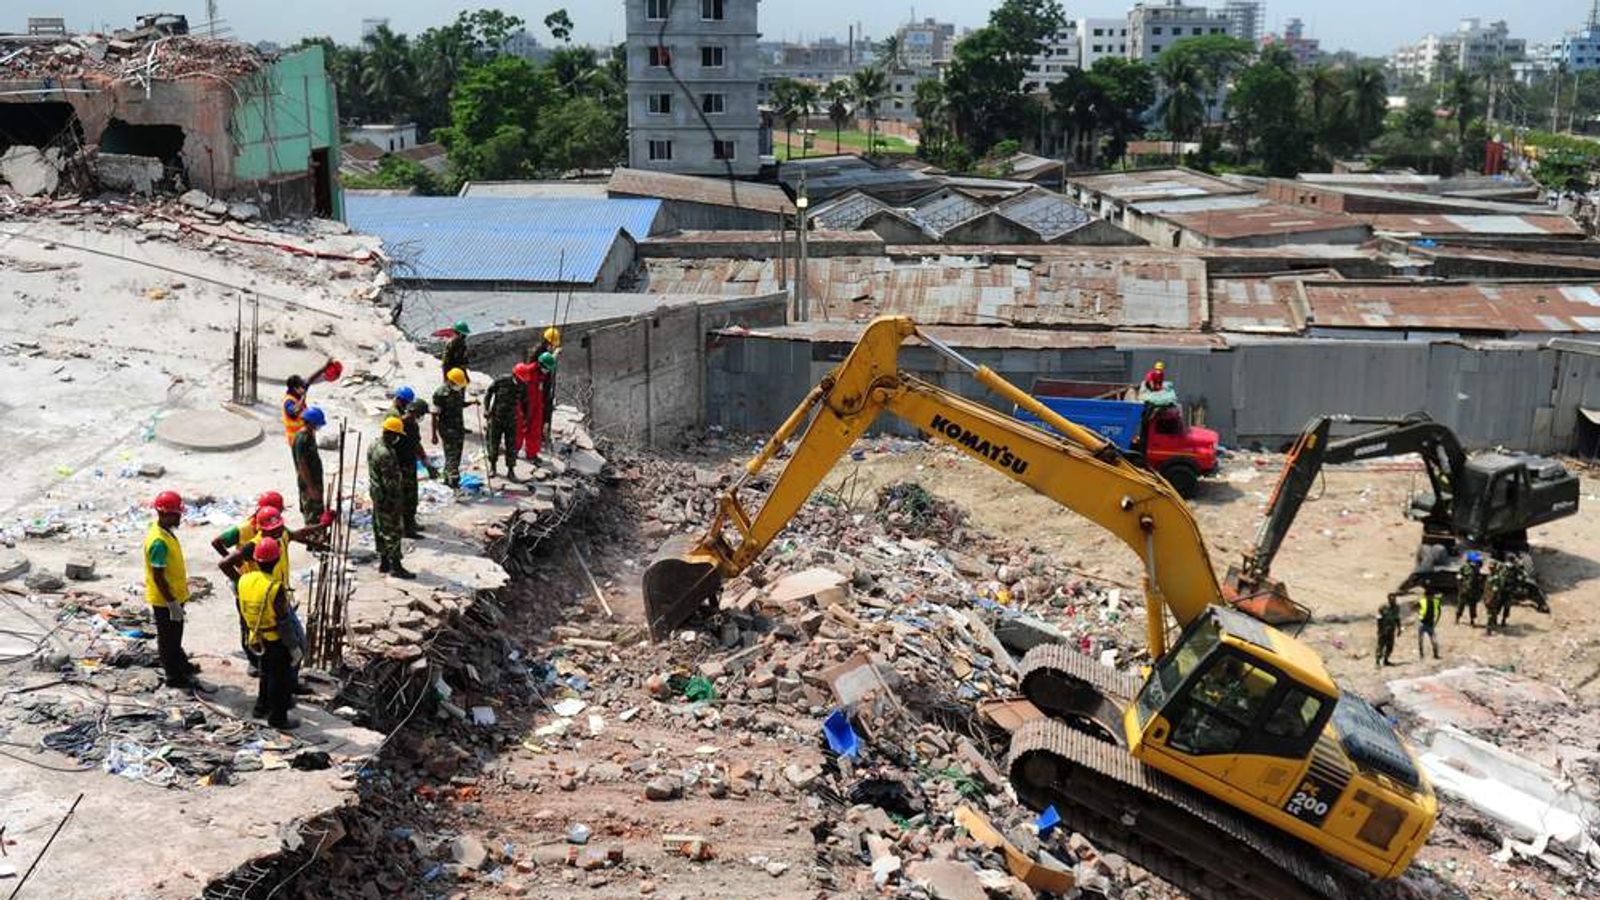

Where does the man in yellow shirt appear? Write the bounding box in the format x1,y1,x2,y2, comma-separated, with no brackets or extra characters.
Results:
230,537,298,730
144,491,211,692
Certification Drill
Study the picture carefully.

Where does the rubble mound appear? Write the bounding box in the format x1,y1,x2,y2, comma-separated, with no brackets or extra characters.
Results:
876,480,968,539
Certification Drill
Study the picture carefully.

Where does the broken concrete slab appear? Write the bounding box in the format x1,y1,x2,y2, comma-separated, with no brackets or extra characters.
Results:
906,859,988,900
0,146,62,197
153,408,264,452
1389,666,1571,732
765,567,849,607
95,153,164,195
993,613,1075,657
0,549,29,581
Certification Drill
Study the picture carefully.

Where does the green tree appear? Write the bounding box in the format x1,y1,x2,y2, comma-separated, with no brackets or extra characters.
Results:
942,0,1064,152
543,8,573,44
1304,64,1356,159
1156,51,1205,142
772,77,802,157
850,67,889,155
361,25,415,121
536,95,625,172
1400,103,1436,138
434,56,559,180
1227,45,1312,174
412,22,476,132
1165,34,1252,125
343,155,453,195
1091,57,1156,167
1345,64,1389,150
791,80,819,156
824,79,853,152
1049,68,1106,165
879,35,902,69
912,77,949,160
1445,70,1479,149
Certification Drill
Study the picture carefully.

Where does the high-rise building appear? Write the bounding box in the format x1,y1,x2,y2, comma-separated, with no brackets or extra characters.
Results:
1128,3,1234,61
1025,23,1083,92
1078,17,1131,68
626,0,763,176
1222,0,1263,44
1544,3,1600,75
1260,17,1320,67
1389,18,1525,84
895,18,956,68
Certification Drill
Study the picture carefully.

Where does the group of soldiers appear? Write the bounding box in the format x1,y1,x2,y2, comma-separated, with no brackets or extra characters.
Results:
1375,550,1546,666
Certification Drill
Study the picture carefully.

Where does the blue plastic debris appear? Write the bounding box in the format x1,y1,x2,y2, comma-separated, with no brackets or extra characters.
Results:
1036,804,1061,838
823,709,861,759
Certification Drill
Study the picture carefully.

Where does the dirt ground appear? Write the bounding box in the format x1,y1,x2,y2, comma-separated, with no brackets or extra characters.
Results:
825,445,1600,703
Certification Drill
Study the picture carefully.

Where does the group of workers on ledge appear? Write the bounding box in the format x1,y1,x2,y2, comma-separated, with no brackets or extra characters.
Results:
141,321,563,730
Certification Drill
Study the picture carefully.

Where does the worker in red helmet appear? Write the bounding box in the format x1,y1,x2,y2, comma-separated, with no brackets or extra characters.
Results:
210,490,290,558
219,504,324,679
229,536,298,730
143,491,210,692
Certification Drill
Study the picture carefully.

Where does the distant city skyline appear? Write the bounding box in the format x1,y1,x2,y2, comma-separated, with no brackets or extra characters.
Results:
17,1,1599,57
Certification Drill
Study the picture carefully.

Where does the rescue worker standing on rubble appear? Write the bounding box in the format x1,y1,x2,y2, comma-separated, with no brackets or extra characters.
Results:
441,320,470,379
485,365,531,481
230,536,299,730
1416,588,1443,660
533,328,561,444
432,368,472,488
293,406,328,523
281,360,335,446
145,491,210,691
401,399,439,536
1456,551,1486,626
369,416,415,579
218,505,324,688
1376,593,1401,667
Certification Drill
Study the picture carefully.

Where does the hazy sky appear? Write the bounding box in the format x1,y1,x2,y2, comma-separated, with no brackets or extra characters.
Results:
19,1,1599,57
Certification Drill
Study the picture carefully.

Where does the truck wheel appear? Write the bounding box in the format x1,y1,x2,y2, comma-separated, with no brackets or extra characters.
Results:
1159,462,1200,499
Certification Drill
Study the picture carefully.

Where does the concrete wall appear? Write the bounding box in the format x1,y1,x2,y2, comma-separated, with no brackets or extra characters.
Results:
231,47,343,219
642,197,779,231
475,293,788,446
706,332,1600,453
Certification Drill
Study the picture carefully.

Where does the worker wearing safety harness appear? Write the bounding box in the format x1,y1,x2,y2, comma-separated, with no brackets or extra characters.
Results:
144,491,209,691
218,505,323,688
233,537,299,730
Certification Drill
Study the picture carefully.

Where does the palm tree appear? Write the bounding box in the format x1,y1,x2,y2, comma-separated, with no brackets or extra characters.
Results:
771,77,801,158
1155,52,1204,143
791,81,819,157
823,79,852,153
912,77,947,159
851,66,889,156
878,35,901,70
362,25,415,121
1446,70,1478,148
1304,64,1345,156
1346,64,1389,150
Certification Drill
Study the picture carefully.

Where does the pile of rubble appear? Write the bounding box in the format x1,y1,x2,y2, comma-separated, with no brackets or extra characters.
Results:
0,31,264,81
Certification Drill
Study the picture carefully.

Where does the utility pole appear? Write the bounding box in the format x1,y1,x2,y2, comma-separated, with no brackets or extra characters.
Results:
796,170,810,322
1553,67,1563,133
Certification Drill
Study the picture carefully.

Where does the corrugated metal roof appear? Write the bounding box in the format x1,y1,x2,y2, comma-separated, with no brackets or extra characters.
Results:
1208,276,1314,333
608,167,793,215
345,196,661,283
1067,167,1254,203
458,180,610,198
1144,199,1368,241
1361,214,1585,237
639,252,1207,330
911,190,987,231
718,322,1223,349
995,189,1094,241
1304,281,1600,333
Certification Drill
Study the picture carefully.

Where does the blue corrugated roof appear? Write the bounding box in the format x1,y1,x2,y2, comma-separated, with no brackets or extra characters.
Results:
344,196,662,283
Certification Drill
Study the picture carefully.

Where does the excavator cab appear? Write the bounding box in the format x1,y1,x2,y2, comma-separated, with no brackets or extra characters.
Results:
1126,607,1434,879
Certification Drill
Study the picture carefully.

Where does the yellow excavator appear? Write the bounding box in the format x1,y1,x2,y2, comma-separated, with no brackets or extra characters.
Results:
643,316,1436,900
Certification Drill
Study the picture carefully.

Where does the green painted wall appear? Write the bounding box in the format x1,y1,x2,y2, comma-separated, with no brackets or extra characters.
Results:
230,46,343,219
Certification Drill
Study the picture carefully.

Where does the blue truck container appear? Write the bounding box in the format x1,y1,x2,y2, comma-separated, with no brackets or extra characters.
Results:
1013,396,1145,450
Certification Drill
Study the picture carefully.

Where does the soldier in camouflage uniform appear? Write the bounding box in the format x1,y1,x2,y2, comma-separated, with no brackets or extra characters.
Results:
485,365,530,480
1456,551,1486,626
432,368,472,488
369,417,414,579
400,400,438,537
1376,593,1401,667
1485,558,1510,633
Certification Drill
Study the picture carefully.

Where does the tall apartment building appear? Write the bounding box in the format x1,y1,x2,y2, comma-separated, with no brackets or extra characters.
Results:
1025,22,1083,92
896,18,956,67
1390,18,1525,84
1222,0,1263,44
1128,3,1234,61
1260,17,1320,67
1078,17,1131,68
626,0,763,176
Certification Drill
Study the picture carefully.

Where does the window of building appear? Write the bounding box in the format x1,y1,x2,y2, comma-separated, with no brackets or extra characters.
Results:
1152,44,1162,52
894,83,904,92
701,0,725,20
1153,26,1163,35
649,92,673,114
1121,28,1128,35
646,0,669,20
648,139,673,161
1092,44,1103,53
894,100,904,109
1093,27,1104,36
701,45,725,67
1210,27,1223,34
648,45,672,67
1192,27,1202,35
712,139,735,160
701,92,725,113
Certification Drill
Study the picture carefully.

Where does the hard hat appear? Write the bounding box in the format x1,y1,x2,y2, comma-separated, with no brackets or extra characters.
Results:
152,490,183,514
537,351,557,372
543,326,561,347
1466,550,1483,564
454,320,471,335
446,368,468,387
256,506,284,533
257,490,285,512
382,415,406,434
321,360,344,382
303,406,327,429
408,399,430,416
253,536,281,564
393,385,416,404
1154,361,1166,371
512,363,533,383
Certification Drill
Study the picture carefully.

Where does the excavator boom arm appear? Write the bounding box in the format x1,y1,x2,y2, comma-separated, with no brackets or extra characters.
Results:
645,316,1224,657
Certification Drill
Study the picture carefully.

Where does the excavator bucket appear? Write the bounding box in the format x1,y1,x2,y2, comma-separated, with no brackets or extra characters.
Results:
1221,565,1311,629
642,536,724,640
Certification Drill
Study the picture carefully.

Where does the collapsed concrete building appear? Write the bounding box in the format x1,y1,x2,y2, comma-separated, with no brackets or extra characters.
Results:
0,16,341,217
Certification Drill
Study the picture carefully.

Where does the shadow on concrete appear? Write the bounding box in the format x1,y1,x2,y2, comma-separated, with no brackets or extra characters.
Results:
1189,479,1245,506
1534,546,1600,594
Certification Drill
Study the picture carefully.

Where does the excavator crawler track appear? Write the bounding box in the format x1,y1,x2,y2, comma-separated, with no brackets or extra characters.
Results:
1018,644,1141,742
1008,720,1373,900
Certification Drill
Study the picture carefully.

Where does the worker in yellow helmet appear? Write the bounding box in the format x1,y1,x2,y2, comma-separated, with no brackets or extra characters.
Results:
369,416,415,579
533,327,562,446
432,367,475,488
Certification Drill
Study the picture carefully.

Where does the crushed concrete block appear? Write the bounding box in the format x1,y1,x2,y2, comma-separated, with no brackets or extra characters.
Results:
993,613,1074,657
205,199,229,216
0,146,62,197
137,461,166,478
449,835,488,870
226,201,260,221
95,153,163,195
23,570,64,592
0,549,29,582
178,189,212,209
907,860,988,900
568,448,606,477
64,558,96,581
766,567,849,606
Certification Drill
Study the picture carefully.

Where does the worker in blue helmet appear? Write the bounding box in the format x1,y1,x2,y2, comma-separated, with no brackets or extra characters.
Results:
390,385,416,416
1456,550,1486,626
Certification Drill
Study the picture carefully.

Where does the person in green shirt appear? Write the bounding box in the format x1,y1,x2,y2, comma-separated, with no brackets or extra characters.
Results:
432,368,473,488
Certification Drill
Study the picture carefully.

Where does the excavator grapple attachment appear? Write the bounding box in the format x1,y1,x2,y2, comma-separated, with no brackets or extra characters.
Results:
642,536,723,639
